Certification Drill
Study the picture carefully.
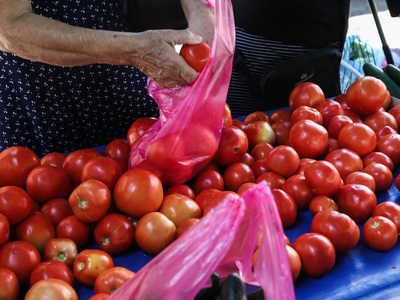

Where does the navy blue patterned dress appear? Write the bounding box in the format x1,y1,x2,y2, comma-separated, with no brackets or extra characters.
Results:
0,0,159,157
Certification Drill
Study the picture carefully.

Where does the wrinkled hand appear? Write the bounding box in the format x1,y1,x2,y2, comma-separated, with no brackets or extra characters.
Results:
130,29,203,88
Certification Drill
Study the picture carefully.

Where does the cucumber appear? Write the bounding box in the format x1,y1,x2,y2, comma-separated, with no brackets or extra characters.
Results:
362,62,400,99
383,64,400,87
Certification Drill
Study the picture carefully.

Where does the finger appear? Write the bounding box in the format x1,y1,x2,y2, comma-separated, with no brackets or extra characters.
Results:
170,30,203,46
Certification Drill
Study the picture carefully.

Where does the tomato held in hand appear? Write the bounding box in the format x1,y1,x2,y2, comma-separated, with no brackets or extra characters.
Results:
180,41,211,72
363,216,398,252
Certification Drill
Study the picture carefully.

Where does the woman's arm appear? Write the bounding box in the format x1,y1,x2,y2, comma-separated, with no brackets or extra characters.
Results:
0,0,202,87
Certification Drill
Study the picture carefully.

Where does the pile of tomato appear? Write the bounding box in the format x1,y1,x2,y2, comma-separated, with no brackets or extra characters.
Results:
1,75,400,299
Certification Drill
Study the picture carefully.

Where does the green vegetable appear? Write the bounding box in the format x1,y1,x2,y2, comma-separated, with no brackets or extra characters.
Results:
363,62,400,99
383,64,400,87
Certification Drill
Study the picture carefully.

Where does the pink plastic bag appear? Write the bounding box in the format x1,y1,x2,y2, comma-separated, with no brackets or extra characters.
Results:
107,182,295,300
128,0,235,186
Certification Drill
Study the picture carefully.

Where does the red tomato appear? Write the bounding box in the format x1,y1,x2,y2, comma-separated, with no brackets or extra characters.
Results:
375,125,398,141
286,245,302,281
194,188,220,212
270,109,292,123
0,213,10,248
271,189,297,228
244,111,271,125
81,156,123,191
0,186,33,225
89,293,110,300
94,213,135,255
343,108,363,123
389,104,400,127
69,179,111,223
311,210,360,253
338,123,377,157
344,171,376,192
288,119,329,158
73,249,114,287
180,41,211,72
239,152,255,167
213,125,249,166
13,211,56,255
324,148,363,180
237,182,257,195
63,148,103,187
304,161,342,197
25,278,78,300
0,267,19,300
292,232,335,277
0,241,41,285
250,142,274,161
308,195,339,216
346,76,387,116
244,121,276,148
294,158,316,175
334,93,350,109
363,163,393,192
0,146,40,188
325,137,340,155
375,133,400,166
177,218,200,238
104,138,131,162
223,162,256,192
373,201,400,233
232,119,246,131
44,238,78,269
291,105,323,125
336,184,377,223
94,266,135,295
203,191,239,215
282,174,315,211
270,120,292,146
113,168,164,218
159,194,202,228
362,151,394,172
256,171,286,189
165,184,195,199
327,115,354,139
40,198,74,226
26,165,72,202
364,110,398,132
251,158,269,179
316,99,345,128
363,216,398,252
266,145,300,178
30,260,75,287
223,103,233,126
127,117,157,148
288,82,325,112
41,152,67,169
56,215,92,248
135,212,177,255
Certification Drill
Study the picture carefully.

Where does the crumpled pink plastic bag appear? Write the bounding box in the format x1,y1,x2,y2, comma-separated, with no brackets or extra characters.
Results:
128,0,235,186
107,182,295,300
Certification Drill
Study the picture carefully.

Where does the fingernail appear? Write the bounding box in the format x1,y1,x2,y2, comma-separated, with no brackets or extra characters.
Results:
194,34,203,43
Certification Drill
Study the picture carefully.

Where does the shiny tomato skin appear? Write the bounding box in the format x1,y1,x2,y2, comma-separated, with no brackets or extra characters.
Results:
294,158,316,175
29,260,75,287
94,213,135,255
362,151,394,172
324,148,364,181
237,182,257,195
346,76,387,116
363,216,398,252
373,201,400,233
194,188,220,212
73,249,114,287
0,146,40,188
223,162,256,192
309,195,339,216
40,198,74,226
239,152,255,167
291,105,323,125
282,174,315,211
135,212,177,255
41,152,67,169
364,110,398,132
338,123,377,158
25,278,78,300
113,168,164,218
327,115,354,139
363,163,393,192
202,191,239,216
0,241,41,286
244,111,271,125
244,121,276,148
127,117,157,148
180,41,211,72
286,245,302,281
213,125,249,166
223,103,233,126
94,266,135,295
69,179,111,223
288,82,326,112
336,184,377,224
292,232,335,277
266,145,300,178
270,109,292,123
63,148,103,187
81,156,123,191
375,125,398,141
177,218,200,238
56,215,92,248
256,171,286,189
288,119,329,159
271,121,292,146
13,211,56,255
311,210,360,253
158,194,202,228
193,169,224,195
165,184,196,199
303,161,342,197
44,238,78,269
0,267,19,300
271,189,297,228
104,138,131,162
375,134,400,166
344,171,376,192
316,99,345,128
251,158,269,179
26,165,72,202
0,213,10,248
